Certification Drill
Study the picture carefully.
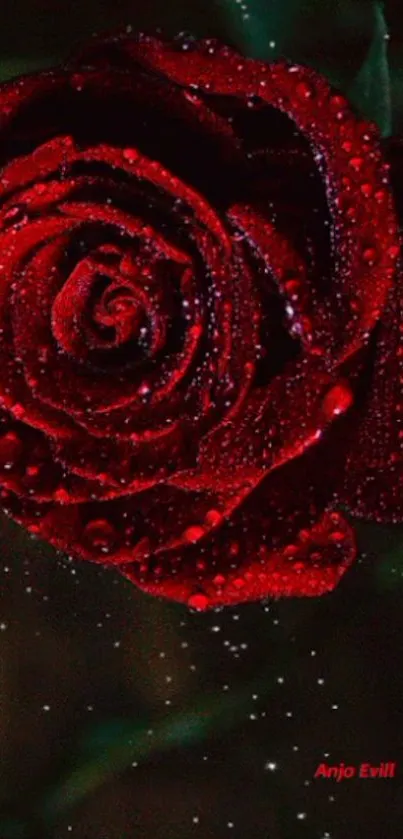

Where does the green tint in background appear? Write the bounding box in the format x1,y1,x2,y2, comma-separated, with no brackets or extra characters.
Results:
0,2,403,838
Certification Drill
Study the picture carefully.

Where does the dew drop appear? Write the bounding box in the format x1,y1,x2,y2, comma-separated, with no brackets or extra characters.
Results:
233,577,245,590
283,544,298,559
205,509,223,527
12,404,26,419
83,519,116,550
296,82,313,100
360,183,373,198
25,465,40,477
54,487,70,504
284,279,301,299
362,247,377,265
183,525,205,543
123,148,140,163
0,431,22,467
330,94,346,110
188,593,209,610
349,157,364,171
138,382,151,397
329,530,346,543
322,382,353,420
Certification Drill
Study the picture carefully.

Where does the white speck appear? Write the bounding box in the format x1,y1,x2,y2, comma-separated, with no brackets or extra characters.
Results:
265,761,277,771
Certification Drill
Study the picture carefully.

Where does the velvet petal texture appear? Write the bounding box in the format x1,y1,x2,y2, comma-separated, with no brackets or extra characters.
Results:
0,33,400,608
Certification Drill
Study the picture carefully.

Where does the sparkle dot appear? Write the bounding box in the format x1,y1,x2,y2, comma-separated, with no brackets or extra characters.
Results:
265,761,277,771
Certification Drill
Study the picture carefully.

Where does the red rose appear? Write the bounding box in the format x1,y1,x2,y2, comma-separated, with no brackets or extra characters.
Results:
0,33,400,609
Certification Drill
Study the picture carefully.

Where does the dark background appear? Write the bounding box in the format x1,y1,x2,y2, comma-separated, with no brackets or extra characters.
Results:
0,2,403,838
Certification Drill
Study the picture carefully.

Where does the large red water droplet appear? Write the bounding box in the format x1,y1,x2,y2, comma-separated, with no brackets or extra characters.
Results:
188,593,209,610
205,509,223,527
296,81,313,99
123,148,140,163
232,577,245,590
83,519,116,551
322,382,353,420
0,431,23,468
183,525,205,543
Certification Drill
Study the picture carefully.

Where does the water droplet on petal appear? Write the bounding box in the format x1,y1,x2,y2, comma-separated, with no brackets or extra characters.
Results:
349,157,364,171
360,183,373,198
0,431,22,467
54,487,70,504
283,544,298,559
322,382,353,420
232,577,245,590
84,519,116,551
188,592,209,610
183,525,205,543
330,94,346,110
123,148,140,163
12,404,26,419
341,140,353,153
205,509,223,527
296,82,313,99
329,530,346,543
25,465,40,477
284,279,301,299
362,247,377,265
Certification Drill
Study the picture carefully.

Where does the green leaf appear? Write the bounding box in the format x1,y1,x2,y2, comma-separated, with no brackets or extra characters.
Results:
0,818,29,838
217,0,301,59
0,57,58,83
348,2,391,136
